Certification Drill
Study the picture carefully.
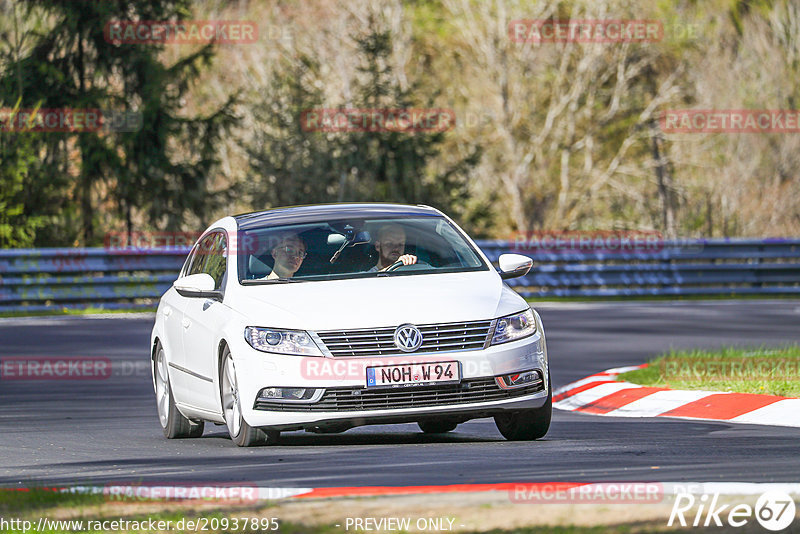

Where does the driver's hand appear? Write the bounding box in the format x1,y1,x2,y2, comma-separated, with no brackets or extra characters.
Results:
379,254,418,272
398,254,417,265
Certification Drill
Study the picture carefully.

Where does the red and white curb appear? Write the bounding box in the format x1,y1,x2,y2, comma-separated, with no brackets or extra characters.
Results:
13,482,800,501
553,365,800,427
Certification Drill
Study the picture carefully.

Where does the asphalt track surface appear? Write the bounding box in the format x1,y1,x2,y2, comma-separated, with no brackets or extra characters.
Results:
2,300,800,488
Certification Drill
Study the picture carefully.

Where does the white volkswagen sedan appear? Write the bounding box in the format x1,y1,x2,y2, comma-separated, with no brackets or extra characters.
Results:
150,203,550,446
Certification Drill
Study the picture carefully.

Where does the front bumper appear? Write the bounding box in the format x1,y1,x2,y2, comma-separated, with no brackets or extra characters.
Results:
228,329,548,430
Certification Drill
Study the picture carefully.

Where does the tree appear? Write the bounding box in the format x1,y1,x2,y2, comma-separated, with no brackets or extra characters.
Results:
0,100,46,247
341,19,481,212
246,55,342,208
442,0,688,234
245,8,481,219
0,0,234,246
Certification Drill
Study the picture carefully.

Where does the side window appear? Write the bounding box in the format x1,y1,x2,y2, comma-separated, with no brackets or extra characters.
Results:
204,233,227,290
185,232,227,290
186,234,216,277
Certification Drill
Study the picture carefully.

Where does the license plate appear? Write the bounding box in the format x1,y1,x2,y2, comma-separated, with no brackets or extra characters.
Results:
366,361,460,388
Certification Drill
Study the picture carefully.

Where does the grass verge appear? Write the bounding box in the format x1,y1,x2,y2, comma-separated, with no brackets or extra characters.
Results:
0,488,694,533
617,345,800,397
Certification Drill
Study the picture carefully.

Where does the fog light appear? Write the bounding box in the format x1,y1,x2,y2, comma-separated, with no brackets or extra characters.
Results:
261,387,281,399
256,387,318,403
496,369,542,390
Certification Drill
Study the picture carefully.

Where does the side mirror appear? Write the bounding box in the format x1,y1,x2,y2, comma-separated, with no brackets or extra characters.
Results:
498,253,533,280
174,273,222,299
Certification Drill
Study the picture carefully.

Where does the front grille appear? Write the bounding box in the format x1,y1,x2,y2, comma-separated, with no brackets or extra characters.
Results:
316,320,493,357
253,374,544,412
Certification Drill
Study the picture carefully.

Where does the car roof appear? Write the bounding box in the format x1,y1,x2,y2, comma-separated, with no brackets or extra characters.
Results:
234,203,442,230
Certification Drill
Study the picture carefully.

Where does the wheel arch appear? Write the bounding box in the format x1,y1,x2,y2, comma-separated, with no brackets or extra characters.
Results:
217,339,230,398
150,337,162,391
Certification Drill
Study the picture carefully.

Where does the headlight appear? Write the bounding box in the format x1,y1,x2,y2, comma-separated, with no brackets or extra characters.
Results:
491,309,537,345
244,327,323,356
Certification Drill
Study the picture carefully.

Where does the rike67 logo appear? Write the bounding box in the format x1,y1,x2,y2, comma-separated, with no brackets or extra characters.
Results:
669,490,795,531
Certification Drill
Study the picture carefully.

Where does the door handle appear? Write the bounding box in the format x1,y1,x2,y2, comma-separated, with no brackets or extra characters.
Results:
182,317,191,329
163,306,172,317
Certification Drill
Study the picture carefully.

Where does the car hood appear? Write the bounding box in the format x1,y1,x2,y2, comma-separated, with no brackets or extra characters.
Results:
228,270,528,331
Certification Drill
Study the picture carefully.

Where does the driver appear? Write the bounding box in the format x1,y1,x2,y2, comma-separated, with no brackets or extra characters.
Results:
368,224,417,272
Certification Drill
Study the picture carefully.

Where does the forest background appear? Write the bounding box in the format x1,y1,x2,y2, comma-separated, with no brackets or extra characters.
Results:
1,0,799,248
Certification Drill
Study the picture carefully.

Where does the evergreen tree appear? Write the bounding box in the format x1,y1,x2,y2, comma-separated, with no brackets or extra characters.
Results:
0,101,46,247
0,0,234,245
246,20,481,217
246,55,341,208
342,22,481,212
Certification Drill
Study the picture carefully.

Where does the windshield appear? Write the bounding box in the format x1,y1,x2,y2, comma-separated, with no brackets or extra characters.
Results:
237,216,488,283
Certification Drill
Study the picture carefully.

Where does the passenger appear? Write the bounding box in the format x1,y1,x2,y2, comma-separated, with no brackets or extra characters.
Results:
266,233,307,279
368,224,417,272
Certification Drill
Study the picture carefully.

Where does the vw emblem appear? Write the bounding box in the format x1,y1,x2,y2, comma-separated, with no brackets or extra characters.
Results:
394,324,423,352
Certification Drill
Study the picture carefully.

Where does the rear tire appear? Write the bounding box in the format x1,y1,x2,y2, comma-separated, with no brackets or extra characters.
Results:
220,346,279,447
154,343,204,439
418,420,459,434
494,373,552,441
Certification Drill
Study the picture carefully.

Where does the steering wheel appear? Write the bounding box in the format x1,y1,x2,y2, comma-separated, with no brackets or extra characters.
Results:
385,260,431,272
385,260,405,272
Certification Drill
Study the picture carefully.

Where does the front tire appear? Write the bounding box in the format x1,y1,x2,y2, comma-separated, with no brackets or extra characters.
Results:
154,343,204,439
494,373,552,441
220,346,279,447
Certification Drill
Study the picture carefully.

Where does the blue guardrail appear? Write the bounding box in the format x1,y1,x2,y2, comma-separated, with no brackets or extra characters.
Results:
1,238,799,312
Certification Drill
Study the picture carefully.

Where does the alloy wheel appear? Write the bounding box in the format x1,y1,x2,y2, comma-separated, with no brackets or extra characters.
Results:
155,347,170,427
221,354,242,437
